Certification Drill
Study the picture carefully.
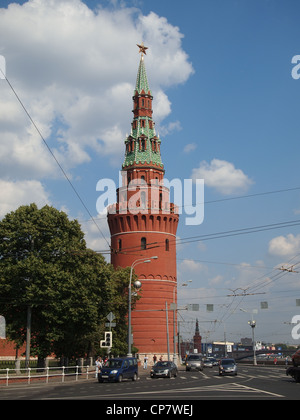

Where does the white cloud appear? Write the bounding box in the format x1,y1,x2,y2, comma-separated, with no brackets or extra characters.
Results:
191,159,253,195
184,143,197,154
179,259,207,273
138,12,194,87
0,180,51,218
209,275,223,286
0,0,193,180
268,234,300,257
80,215,110,260
0,0,193,219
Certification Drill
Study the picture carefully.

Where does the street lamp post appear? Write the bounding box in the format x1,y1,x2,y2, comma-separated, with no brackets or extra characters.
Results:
127,256,158,357
174,280,192,364
248,319,257,366
240,308,257,366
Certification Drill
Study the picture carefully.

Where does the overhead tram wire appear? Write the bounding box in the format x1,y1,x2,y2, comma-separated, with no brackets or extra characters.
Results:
6,54,295,257
176,218,300,246
185,185,300,208
179,262,300,341
0,69,110,251
177,258,275,270
78,183,300,226
245,260,300,295
212,257,300,329
178,254,300,333
238,252,300,295
112,217,300,255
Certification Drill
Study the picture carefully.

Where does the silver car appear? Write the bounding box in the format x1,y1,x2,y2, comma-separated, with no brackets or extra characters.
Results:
219,358,237,376
185,354,204,371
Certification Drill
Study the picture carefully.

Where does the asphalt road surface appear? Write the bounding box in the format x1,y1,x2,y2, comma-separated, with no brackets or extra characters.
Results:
0,364,299,403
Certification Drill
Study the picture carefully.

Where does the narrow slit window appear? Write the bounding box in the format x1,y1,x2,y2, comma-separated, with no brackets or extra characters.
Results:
141,237,147,250
165,239,169,252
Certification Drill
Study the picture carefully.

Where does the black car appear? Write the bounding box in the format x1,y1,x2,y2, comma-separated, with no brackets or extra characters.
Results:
218,358,237,376
150,361,178,378
292,349,300,367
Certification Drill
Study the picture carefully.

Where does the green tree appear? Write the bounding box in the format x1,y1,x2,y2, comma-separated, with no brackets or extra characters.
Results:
0,203,134,362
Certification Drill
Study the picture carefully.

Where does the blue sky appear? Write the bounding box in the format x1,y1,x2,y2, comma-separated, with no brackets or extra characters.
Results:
0,0,300,345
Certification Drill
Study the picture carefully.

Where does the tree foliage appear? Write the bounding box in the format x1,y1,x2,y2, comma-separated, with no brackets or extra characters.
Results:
0,204,134,360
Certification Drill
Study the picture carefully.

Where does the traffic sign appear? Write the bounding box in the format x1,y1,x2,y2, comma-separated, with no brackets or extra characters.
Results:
105,322,116,328
187,304,199,311
107,312,115,322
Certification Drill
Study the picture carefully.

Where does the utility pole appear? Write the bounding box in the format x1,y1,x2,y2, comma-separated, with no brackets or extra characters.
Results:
25,306,31,369
166,301,170,360
25,235,34,369
240,308,257,366
248,318,257,366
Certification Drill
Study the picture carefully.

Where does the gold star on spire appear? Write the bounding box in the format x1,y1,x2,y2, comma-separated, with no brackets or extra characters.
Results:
137,42,148,57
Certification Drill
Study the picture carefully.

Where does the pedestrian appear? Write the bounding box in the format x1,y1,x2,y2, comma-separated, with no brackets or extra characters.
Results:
274,357,277,365
159,355,163,361
153,354,157,365
143,354,148,369
95,357,101,378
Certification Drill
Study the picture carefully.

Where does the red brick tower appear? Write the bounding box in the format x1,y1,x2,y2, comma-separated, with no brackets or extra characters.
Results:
107,44,179,357
193,319,202,354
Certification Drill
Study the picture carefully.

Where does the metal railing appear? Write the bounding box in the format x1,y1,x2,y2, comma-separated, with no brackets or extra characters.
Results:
0,365,95,386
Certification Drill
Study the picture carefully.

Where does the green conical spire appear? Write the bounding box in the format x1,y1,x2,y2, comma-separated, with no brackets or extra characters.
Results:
135,56,151,95
122,46,163,170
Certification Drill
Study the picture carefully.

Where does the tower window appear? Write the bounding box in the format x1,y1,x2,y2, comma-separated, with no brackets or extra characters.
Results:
141,237,147,250
165,239,169,252
118,239,122,251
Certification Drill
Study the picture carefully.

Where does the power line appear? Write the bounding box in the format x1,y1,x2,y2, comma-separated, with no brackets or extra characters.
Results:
176,219,300,246
112,217,300,255
177,257,275,270
78,184,300,224
0,69,110,250
2,72,300,260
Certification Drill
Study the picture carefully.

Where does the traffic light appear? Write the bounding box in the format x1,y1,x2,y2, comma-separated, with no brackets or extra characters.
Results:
105,331,112,347
100,331,112,348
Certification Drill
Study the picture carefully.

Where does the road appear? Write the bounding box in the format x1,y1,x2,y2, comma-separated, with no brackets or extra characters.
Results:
0,364,299,403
